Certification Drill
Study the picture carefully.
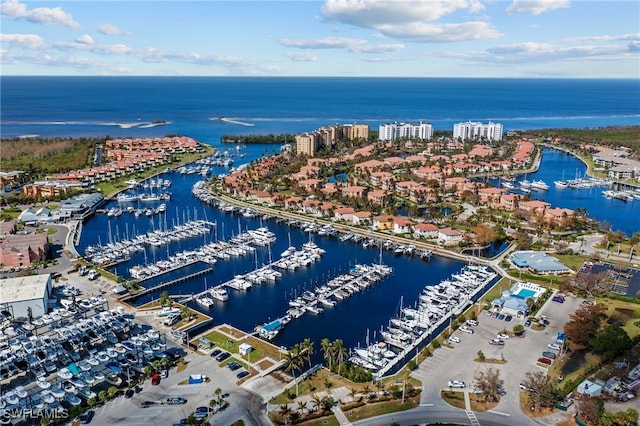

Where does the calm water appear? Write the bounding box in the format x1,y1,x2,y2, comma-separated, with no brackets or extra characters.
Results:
77,170,467,352
492,148,640,236
2,77,639,141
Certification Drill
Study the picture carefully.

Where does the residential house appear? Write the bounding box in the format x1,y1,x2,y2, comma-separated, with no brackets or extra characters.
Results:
414,223,438,239
393,217,414,234
438,227,464,246
334,207,356,222
372,215,395,231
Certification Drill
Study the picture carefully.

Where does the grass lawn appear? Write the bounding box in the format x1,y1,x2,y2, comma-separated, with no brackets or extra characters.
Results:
600,298,640,338
552,254,588,271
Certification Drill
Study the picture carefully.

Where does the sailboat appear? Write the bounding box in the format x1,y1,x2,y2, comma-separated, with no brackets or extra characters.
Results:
281,232,296,257
554,170,568,188
195,278,215,308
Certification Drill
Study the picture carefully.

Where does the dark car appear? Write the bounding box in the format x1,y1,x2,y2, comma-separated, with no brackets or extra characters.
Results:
504,315,513,322
166,397,187,405
79,410,94,424
124,388,134,399
538,357,552,365
140,401,157,408
524,320,532,327
210,349,221,357
216,352,231,361
552,296,565,303
151,373,160,386
542,351,557,359
236,370,249,379
227,361,241,371
497,313,505,320
194,406,211,419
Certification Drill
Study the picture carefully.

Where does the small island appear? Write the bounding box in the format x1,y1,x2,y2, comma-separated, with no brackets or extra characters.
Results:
221,133,296,144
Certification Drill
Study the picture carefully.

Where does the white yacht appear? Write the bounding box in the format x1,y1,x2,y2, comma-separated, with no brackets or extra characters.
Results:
210,287,229,301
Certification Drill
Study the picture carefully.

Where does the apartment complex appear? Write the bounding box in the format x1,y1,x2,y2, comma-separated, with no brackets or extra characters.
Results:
453,121,503,141
378,121,434,141
295,123,369,156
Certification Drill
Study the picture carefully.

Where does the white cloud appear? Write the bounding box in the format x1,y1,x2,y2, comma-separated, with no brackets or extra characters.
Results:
75,34,94,45
448,41,633,64
321,0,479,26
97,23,128,36
320,0,499,43
506,0,569,15
0,33,46,50
279,37,405,53
566,33,640,43
0,0,79,28
379,21,501,43
285,52,318,62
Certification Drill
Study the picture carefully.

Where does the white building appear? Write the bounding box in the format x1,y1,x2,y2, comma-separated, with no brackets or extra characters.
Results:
1,274,54,318
453,121,503,141
379,121,433,141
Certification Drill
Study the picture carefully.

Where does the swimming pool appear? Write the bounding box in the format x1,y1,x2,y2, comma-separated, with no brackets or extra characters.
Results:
514,288,536,299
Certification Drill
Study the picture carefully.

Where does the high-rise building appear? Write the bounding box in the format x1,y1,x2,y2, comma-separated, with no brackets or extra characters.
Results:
378,121,433,141
295,123,369,156
453,121,503,141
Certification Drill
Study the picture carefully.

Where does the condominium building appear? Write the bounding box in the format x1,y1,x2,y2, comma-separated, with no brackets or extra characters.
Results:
378,121,433,141
453,121,503,141
295,123,370,156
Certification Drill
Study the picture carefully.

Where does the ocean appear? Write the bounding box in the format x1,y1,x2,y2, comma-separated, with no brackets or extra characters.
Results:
2,77,639,142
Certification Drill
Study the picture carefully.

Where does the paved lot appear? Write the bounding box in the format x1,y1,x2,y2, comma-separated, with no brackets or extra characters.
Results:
411,290,584,424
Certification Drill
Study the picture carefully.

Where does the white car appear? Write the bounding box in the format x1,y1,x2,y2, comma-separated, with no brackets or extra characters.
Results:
548,343,561,351
448,380,466,388
449,336,461,344
459,326,474,334
497,333,509,339
466,319,479,326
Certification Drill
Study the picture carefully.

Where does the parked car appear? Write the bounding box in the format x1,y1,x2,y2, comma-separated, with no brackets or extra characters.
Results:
582,300,595,306
466,319,479,326
236,370,249,379
124,389,134,399
548,343,561,351
227,361,241,371
489,339,505,346
542,351,557,359
447,380,466,388
538,357,552,365
497,313,505,320
194,406,212,419
210,349,221,357
140,401,157,408
166,397,187,405
216,352,231,362
79,410,94,424
552,296,565,303
161,369,169,379
449,336,461,344
504,315,513,322
497,333,509,339
524,320,532,327
151,373,160,386
459,326,474,334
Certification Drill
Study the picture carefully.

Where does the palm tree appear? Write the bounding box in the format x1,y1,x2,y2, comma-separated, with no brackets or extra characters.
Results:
296,400,307,415
333,339,347,377
284,344,304,397
311,394,323,413
301,338,314,368
320,338,333,371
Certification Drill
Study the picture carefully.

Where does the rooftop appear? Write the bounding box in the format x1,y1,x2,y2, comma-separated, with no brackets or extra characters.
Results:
510,251,571,273
0,274,51,304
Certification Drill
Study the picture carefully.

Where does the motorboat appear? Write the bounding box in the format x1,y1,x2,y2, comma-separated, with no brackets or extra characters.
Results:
92,369,105,381
49,385,65,399
77,387,97,401
195,295,215,309
36,377,51,389
64,392,81,406
3,391,19,405
14,386,27,399
57,367,73,380
211,287,229,301
41,390,55,404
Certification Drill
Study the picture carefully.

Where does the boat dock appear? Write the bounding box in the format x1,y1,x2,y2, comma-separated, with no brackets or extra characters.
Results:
119,264,213,302
254,263,393,340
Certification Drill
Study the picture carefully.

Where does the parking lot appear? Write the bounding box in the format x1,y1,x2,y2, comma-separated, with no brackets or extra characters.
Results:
411,290,584,421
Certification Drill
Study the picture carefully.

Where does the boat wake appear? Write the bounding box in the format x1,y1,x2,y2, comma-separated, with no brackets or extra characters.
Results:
213,117,255,127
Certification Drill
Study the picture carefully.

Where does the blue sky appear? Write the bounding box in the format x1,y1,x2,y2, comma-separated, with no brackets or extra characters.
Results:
1,0,638,77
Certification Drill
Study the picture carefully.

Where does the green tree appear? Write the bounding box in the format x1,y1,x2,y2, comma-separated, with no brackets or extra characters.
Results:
284,344,304,397
320,338,333,371
589,325,634,361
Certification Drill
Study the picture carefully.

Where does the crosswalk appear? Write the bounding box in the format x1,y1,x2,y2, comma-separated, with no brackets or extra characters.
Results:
466,409,481,426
